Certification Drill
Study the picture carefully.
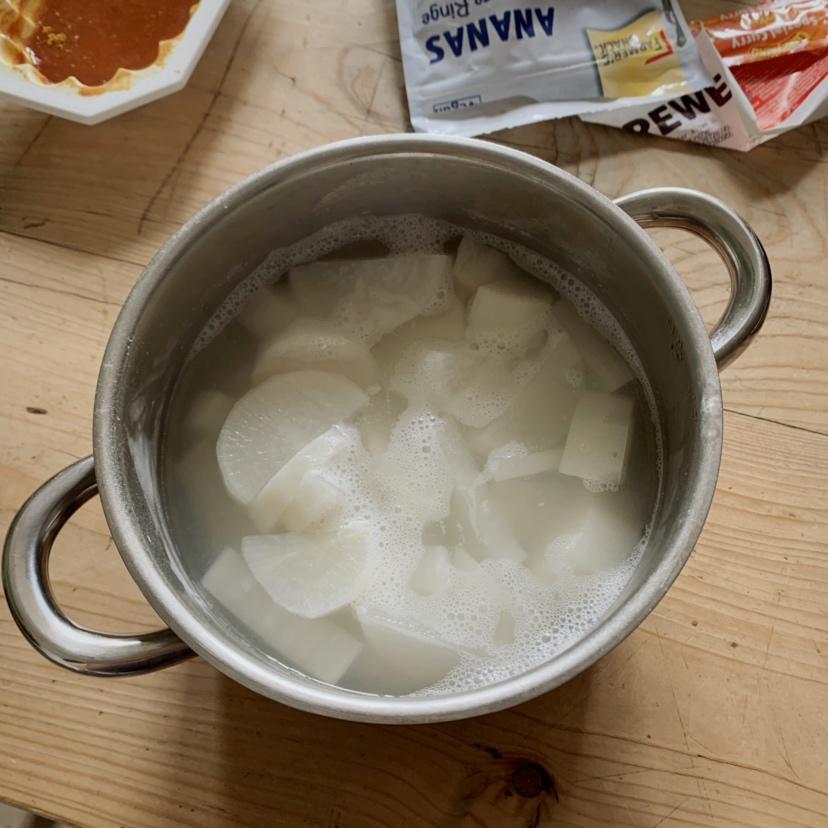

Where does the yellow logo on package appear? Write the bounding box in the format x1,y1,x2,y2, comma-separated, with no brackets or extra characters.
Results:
587,10,688,98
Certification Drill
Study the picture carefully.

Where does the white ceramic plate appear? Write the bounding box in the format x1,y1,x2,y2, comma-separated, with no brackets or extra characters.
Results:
0,0,230,124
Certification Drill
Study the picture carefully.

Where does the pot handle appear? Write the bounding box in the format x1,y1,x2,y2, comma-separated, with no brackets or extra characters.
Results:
2,456,193,676
614,187,771,370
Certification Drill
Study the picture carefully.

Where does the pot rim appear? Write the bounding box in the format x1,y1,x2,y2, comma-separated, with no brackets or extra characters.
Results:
94,134,722,723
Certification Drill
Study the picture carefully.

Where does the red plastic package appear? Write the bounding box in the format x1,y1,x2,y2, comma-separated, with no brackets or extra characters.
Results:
698,0,828,67
583,0,828,150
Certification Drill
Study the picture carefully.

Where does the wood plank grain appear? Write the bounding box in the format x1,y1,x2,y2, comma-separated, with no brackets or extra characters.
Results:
2,394,826,828
0,234,139,482
2,1,824,433
577,129,828,434
646,226,828,438
1,214,826,827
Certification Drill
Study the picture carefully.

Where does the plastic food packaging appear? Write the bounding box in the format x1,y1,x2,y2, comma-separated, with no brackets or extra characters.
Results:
396,1,709,136
700,0,828,67
584,1,828,150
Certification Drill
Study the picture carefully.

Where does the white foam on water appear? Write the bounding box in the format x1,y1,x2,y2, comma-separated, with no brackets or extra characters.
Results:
184,213,663,696
415,537,649,695
192,215,456,353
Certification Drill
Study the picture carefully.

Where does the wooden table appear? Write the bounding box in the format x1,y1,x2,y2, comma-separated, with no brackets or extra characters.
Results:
1,2,826,826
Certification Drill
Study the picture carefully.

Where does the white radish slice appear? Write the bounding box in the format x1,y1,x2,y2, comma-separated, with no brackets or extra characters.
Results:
337,647,440,696
542,491,644,579
466,324,547,361
540,329,585,387
559,391,634,487
217,371,368,505
552,301,633,391
479,557,557,637
465,277,553,360
185,391,234,439
490,474,591,556
466,362,581,458
411,297,465,340
355,391,407,458
286,620,363,686
202,546,276,633
453,235,523,300
486,443,563,482
281,471,346,533
444,358,535,428
289,254,454,346
439,423,528,562
419,562,506,652
468,278,555,333
475,492,529,561
409,546,453,595
242,526,372,619
356,606,460,689
389,340,476,410
237,283,298,339
201,547,362,684
246,424,354,533
452,486,528,563
493,610,516,646
438,417,482,484
452,547,481,572
251,318,378,388
372,299,465,380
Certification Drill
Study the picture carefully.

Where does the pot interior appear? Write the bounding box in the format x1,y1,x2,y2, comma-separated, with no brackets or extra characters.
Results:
96,137,721,719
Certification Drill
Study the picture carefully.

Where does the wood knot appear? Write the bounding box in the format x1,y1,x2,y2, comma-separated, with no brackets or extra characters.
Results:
511,761,554,799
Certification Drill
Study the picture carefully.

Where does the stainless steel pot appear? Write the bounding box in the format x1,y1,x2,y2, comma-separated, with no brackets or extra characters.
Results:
3,135,770,723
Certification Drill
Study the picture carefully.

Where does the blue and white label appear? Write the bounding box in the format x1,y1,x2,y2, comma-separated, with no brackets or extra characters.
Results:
396,0,710,137
424,7,555,64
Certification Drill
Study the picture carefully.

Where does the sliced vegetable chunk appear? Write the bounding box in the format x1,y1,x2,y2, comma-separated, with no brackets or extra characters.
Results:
467,278,555,336
281,471,346,533
559,391,634,486
542,491,644,578
201,547,362,683
289,254,453,345
453,235,522,299
246,424,353,533
356,606,460,689
252,317,378,388
237,283,298,339
409,545,453,596
491,474,590,556
445,358,535,428
372,299,465,380
552,301,633,391
389,340,476,411
466,365,580,457
486,444,563,482
217,371,367,504
242,525,372,619
355,391,407,458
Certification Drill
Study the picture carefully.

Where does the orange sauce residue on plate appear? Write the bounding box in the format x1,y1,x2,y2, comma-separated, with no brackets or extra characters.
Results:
3,0,200,87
